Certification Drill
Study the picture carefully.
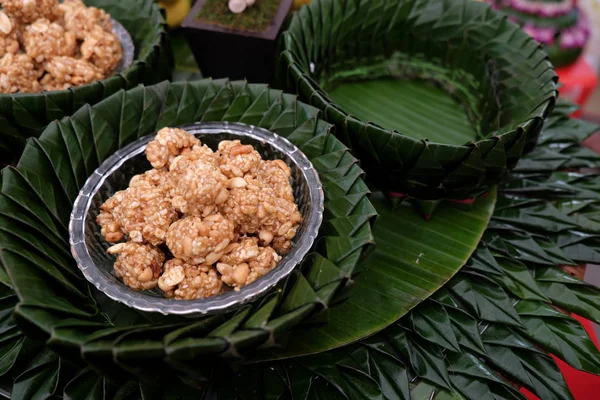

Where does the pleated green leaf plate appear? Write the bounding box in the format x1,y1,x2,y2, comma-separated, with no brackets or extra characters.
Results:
0,79,376,385
0,96,599,400
214,102,599,399
218,103,600,400
0,76,498,388
277,0,558,200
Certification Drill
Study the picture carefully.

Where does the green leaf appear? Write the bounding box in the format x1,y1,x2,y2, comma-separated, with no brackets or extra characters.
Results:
0,338,23,377
517,302,600,374
330,79,476,145
538,113,600,145
407,335,452,390
11,349,59,400
446,308,486,355
447,353,526,400
256,189,495,360
492,258,549,302
63,368,109,400
482,324,573,400
300,353,384,400
170,31,202,82
411,300,460,352
492,202,580,233
447,274,523,327
411,381,465,400
346,345,411,400
535,271,600,324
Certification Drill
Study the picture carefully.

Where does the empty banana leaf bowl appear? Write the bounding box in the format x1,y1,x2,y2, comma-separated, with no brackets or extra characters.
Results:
277,0,558,200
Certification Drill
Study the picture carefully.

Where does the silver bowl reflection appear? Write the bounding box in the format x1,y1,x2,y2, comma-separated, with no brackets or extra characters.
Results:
69,122,324,316
112,18,134,73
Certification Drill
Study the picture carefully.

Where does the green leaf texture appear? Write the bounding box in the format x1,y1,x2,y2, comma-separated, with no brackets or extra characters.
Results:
277,0,557,200
0,80,376,385
216,106,600,399
257,188,497,360
0,0,173,165
224,102,600,400
0,101,598,399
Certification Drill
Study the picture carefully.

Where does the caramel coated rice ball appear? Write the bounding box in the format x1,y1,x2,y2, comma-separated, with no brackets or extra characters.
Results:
41,56,104,90
58,0,112,39
219,177,279,235
218,140,262,178
80,25,122,73
96,194,125,243
270,197,302,254
0,0,59,23
107,242,164,290
0,12,20,58
23,18,76,62
253,160,294,202
166,214,235,265
217,237,281,290
169,156,229,216
96,169,177,245
219,176,301,252
0,53,42,92
145,127,202,169
158,259,223,300
128,168,171,189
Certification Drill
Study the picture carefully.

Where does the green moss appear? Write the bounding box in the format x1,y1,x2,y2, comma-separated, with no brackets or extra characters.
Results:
196,0,281,33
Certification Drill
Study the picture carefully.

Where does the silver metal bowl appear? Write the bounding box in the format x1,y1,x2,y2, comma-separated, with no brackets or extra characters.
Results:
69,122,324,316
112,18,135,73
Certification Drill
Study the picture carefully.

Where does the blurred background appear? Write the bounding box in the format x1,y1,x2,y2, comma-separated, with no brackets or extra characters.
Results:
580,0,600,124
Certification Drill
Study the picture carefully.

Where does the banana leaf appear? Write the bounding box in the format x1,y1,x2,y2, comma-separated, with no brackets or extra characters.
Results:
170,31,203,82
255,188,496,360
0,98,599,400
277,0,557,200
0,0,173,165
0,70,500,373
0,79,376,384
222,103,600,400
0,7,599,395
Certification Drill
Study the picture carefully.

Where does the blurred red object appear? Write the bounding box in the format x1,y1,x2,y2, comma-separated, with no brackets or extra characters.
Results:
555,57,599,118
585,132,600,153
521,315,600,400
522,115,600,398
520,131,600,400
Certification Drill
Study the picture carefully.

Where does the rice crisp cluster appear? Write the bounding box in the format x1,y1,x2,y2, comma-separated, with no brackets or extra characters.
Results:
97,127,302,300
0,0,122,93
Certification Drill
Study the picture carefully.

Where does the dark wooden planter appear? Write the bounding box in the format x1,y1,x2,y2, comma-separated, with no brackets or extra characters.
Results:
182,0,293,84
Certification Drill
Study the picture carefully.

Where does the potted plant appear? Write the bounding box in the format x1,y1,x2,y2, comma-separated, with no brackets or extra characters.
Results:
182,0,293,83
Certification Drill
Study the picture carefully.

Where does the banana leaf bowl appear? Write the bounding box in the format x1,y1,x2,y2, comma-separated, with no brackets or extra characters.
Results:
0,0,172,165
69,122,324,316
0,79,375,384
277,0,558,200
